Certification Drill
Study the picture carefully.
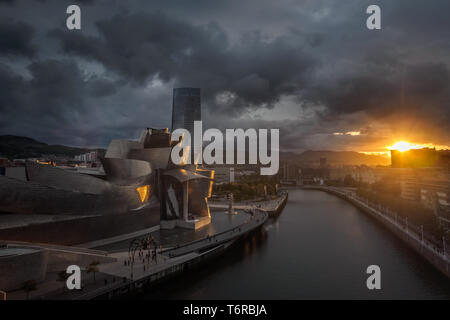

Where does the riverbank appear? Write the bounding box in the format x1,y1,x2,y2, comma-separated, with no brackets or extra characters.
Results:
303,186,450,278
42,209,268,300
142,189,450,299
209,192,288,217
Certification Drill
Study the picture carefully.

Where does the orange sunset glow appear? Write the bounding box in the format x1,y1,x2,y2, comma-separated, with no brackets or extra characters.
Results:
360,141,450,158
386,141,450,153
388,141,421,152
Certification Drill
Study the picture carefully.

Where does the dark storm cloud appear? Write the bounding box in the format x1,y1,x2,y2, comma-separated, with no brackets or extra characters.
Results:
0,58,121,145
0,20,36,57
0,63,25,113
0,0,95,4
306,61,450,131
1,0,450,151
49,11,317,112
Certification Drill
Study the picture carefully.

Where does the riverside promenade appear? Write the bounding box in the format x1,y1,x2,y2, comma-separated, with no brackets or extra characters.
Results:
36,208,268,300
303,186,450,278
4,194,288,300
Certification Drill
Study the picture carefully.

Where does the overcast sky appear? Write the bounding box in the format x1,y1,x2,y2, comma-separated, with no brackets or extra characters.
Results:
1,0,449,153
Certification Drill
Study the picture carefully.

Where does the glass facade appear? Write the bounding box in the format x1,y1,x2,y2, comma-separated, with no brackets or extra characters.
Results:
171,88,201,136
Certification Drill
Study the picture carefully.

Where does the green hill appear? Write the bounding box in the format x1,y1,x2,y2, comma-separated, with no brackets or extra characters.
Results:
0,135,105,159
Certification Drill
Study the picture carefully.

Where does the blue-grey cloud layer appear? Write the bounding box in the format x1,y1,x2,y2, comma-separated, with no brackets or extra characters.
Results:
0,0,449,151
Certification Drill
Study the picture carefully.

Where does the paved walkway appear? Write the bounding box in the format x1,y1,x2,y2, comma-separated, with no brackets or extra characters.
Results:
78,225,160,249
5,207,268,300
97,250,195,281
163,209,267,257
95,210,251,252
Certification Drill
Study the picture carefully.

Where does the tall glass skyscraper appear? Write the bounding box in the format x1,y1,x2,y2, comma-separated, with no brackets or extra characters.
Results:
171,88,201,136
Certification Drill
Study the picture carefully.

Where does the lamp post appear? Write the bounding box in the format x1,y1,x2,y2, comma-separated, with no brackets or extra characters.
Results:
228,193,235,215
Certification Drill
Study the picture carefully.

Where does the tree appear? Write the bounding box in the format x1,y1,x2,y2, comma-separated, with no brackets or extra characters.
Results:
233,190,242,202
343,174,356,187
87,261,100,284
256,183,265,195
22,280,37,300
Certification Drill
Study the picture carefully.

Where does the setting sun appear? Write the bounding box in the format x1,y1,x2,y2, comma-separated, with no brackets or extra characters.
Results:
389,141,415,152
388,141,431,152
385,141,450,154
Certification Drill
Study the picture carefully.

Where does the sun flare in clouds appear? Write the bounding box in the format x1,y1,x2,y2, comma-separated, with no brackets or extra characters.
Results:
388,141,426,152
385,141,450,154
389,141,414,152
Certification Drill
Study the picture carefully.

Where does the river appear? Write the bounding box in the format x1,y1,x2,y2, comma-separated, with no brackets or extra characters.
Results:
144,189,450,299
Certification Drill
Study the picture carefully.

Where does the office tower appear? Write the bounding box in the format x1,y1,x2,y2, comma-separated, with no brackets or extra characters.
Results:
171,88,201,136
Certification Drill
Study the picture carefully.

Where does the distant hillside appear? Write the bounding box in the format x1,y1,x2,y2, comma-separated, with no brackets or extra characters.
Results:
0,135,390,165
0,135,105,159
281,150,391,166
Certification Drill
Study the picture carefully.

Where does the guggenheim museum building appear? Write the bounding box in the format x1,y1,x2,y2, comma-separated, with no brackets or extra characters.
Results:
0,88,214,246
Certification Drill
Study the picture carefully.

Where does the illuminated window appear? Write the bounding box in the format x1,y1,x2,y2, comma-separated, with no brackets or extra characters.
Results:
136,185,150,203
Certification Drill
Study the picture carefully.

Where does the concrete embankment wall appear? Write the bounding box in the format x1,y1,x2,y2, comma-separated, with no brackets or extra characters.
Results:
266,193,288,216
304,186,450,278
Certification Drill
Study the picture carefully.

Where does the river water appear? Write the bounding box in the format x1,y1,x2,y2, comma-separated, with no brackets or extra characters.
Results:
145,189,450,299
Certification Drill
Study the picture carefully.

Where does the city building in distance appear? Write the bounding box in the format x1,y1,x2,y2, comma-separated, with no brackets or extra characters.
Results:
391,148,443,168
171,88,201,136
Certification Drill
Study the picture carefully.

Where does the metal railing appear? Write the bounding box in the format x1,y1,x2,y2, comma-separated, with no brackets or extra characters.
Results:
161,209,267,257
325,187,450,260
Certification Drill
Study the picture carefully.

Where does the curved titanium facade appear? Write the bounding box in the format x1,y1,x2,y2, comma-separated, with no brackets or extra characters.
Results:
101,157,152,181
